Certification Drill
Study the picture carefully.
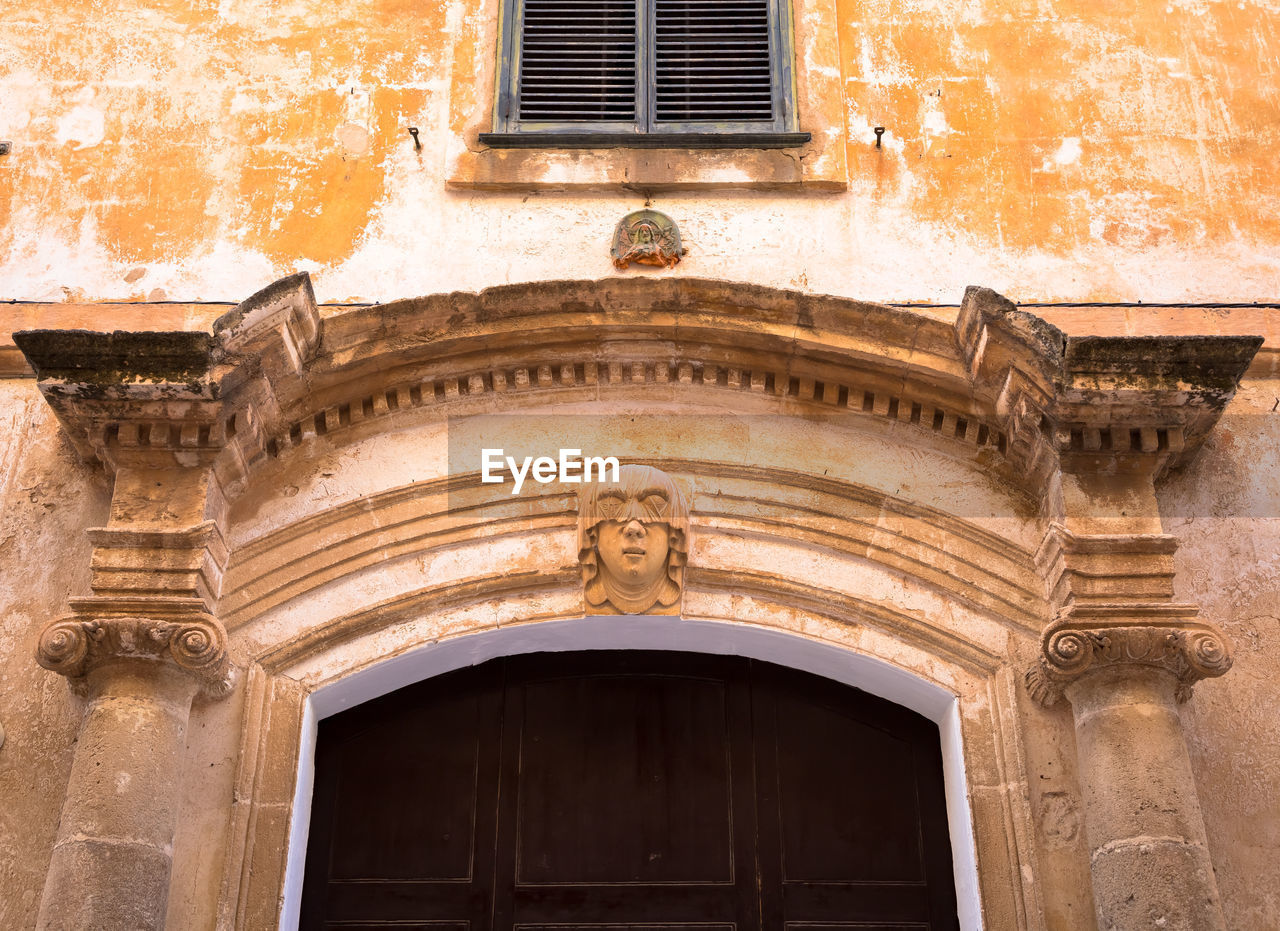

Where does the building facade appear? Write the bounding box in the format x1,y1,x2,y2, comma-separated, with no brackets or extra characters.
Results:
1,0,1278,928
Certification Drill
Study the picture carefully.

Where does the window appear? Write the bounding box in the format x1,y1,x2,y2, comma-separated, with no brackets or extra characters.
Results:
479,0,810,148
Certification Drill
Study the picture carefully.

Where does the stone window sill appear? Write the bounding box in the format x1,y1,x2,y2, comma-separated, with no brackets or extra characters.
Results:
447,140,842,192
477,131,813,150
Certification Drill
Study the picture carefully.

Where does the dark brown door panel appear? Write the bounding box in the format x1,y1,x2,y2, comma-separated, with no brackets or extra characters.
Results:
300,652,958,931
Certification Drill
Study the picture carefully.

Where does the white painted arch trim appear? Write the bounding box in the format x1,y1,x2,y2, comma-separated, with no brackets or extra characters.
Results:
281,617,984,931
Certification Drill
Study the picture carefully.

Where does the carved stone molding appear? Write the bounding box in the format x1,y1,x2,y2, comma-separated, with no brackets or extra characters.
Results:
36,605,235,699
1025,606,1232,706
86,521,229,604
1034,522,1180,609
12,273,319,490
958,286,1262,483
12,276,1263,504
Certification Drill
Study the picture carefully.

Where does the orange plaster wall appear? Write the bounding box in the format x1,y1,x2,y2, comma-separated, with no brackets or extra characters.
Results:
837,0,1280,274
0,0,443,299
0,0,1277,303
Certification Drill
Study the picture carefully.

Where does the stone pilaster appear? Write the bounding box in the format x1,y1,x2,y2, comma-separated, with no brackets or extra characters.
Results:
1067,666,1226,930
30,466,235,929
33,605,233,930
1027,593,1233,928
14,275,321,929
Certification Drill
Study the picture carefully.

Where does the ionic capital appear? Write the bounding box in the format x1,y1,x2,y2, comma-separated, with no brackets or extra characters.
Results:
36,608,234,700
1026,606,1232,707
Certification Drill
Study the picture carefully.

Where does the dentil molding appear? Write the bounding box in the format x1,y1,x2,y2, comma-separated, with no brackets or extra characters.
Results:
11,276,1263,502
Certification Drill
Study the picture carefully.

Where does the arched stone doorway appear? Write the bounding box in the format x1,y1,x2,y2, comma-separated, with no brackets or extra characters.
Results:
299,649,959,929
266,616,985,929
15,275,1253,930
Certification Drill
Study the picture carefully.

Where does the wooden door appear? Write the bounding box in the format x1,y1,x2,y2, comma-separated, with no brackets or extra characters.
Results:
300,651,958,930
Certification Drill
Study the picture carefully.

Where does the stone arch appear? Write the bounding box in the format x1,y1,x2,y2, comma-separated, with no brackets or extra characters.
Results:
224,608,1028,931
16,274,1257,930
208,416,1055,926
210,461,1049,925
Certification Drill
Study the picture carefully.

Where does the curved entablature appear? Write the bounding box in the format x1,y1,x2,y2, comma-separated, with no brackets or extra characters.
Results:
220,462,1044,641
240,547,1010,688
219,460,1036,712
12,273,1263,505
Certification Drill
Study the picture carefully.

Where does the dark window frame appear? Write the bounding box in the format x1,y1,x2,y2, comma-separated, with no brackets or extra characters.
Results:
480,0,810,148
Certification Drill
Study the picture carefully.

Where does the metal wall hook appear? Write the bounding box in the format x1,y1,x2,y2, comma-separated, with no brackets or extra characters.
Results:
874,127,885,149
408,127,421,152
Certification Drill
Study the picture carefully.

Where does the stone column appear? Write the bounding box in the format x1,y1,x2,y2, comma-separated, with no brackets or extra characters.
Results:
34,609,233,930
1027,608,1232,930
12,278,313,927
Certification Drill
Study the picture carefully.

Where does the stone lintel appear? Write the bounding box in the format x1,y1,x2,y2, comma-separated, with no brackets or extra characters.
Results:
1025,605,1232,707
36,598,235,700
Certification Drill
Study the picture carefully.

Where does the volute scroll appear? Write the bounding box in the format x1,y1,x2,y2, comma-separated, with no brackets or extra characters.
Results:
1025,607,1232,707
36,611,235,699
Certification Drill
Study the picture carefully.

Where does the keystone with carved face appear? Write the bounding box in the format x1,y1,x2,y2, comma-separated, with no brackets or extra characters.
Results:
578,464,688,614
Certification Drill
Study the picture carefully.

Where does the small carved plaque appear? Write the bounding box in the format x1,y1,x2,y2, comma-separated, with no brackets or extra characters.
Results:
1038,791,1080,847
611,209,686,270
579,464,689,614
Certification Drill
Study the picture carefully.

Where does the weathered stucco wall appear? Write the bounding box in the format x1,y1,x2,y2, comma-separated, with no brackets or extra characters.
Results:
2,0,1279,303
0,384,104,930
0,285,1276,929
1160,375,1280,929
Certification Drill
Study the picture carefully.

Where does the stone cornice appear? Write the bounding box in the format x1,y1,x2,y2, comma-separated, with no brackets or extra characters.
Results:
12,274,318,481
36,597,235,699
1025,605,1232,706
957,287,1263,483
12,275,1263,500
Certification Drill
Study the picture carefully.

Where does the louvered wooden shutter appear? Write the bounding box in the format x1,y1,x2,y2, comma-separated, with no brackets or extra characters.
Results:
490,0,806,141
654,0,774,123
517,0,638,122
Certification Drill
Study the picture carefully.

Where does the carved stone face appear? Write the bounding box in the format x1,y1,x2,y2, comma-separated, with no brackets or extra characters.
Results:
596,512,671,588
579,465,688,614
